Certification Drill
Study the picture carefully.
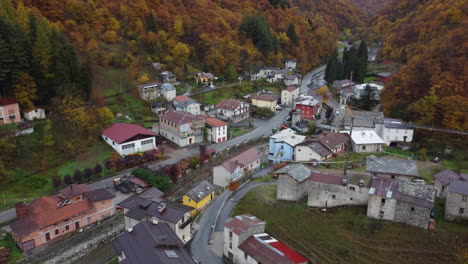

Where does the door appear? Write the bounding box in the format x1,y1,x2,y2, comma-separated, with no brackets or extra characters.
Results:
75,221,80,230
121,143,135,155
141,139,154,152
403,136,407,142
45,232,50,241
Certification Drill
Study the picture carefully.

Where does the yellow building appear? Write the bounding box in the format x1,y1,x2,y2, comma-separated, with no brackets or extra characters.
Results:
251,94,278,112
182,180,218,217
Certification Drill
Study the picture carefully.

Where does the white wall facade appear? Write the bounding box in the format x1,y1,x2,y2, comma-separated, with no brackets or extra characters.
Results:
352,142,382,153
308,182,369,207
138,84,161,101
382,127,414,145
281,89,300,105
213,159,260,188
101,135,156,156
277,175,308,201
162,89,176,101
295,145,330,161
207,125,228,143
367,195,397,221
24,109,45,121
445,192,468,220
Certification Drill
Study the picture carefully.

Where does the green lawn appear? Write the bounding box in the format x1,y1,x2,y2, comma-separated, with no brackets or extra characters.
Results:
0,231,23,263
229,126,254,138
0,123,18,133
364,76,377,83
234,185,468,264
193,86,238,105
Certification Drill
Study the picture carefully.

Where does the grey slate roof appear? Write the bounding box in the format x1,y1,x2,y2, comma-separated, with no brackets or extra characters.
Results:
275,164,311,183
333,109,384,129
384,118,415,129
298,140,332,157
370,178,435,209
448,180,468,196
83,188,115,202
185,181,217,203
366,157,418,177
434,169,462,186
112,222,196,264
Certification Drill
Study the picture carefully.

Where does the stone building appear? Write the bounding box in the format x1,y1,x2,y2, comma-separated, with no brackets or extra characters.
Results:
366,156,419,182
434,169,467,198
444,180,468,220
308,173,372,208
159,111,205,147
137,82,161,101
367,178,436,229
275,164,311,201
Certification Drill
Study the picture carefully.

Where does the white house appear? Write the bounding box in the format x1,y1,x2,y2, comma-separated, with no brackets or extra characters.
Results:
347,130,384,153
268,128,306,163
216,99,250,123
382,118,414,145
352,83,383,100
281,85,300,106
101,123,157,156
284,74,300,86
161,83,176,101
285,59,297,70
213,147,261,188
224,214,266,262
24,108,45,121
204,116,228,144
173,96,201,116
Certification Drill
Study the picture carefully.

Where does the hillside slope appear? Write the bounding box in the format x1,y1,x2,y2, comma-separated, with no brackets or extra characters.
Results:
349,0,392,15
368,0,467,132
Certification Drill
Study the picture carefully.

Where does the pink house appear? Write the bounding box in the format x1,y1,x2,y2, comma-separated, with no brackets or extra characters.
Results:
0,97,21,125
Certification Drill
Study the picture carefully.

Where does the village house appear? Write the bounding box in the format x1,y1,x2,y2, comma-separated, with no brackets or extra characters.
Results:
295,140,332,162
445,180,468,220
182,180,218,217
213,147,261,188
113,221,196,264
224,215,308,264
353,83,384,101
195,72,215,86
160,71,177,83
101,123,157,156
316,132,349,155
281,85,300,106
382,118,415,146
366,156,419,182
10,184,115,251
294,94,321,121
377,72,392,84
367,178,436,229
224,214,266,262
333,79,356,90
291,111,309,133
284,74,300,86
308,173,372,208
216,99,250,123
24,108,46,121
332,109,384,135
275,164,311,201
285,59,297,70
0,97,21,125
118,187,194,243
268,128,306,163
251,93,278,112
434,169,468,198
203,116,228,144
348,130,385,153
161,83,176,101
159,111,205,147
137,82,162,101
151,102,166,115
172,95,201,116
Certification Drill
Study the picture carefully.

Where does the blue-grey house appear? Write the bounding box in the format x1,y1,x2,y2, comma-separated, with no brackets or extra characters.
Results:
268,128,306,163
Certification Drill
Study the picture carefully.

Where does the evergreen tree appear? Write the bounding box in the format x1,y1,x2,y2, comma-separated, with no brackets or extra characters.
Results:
352,85,376,110
356,41,368,83
324,49,338,83
146,12,158,33
239,13,278,54
287,23,298,45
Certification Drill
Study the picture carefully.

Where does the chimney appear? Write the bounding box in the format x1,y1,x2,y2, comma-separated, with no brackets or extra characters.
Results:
15,202,28,219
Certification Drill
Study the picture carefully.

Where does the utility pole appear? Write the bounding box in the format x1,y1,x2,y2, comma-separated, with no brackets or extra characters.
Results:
2,192,5,208
343,105,354,183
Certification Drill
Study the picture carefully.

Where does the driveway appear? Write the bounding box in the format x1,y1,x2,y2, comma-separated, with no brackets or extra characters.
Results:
0,110,289,224
191,181,276,264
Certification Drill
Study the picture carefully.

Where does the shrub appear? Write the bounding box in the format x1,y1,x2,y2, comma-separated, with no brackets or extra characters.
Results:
64,175,73,185
73,170,83,183
52,176,62,188
84,168,93,179
94,164,103,175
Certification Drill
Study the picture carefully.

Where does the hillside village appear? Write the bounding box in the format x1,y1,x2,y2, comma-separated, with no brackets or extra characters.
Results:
0,0,467,263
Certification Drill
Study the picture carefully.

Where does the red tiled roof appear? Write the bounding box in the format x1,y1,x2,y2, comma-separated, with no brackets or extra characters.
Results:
10,196,94,239
239,234,307,264
102,123,157,144
252,94,277,102
160,111,205,125
205,117,227,127
0,97,18,106
59,184,93,199
173,95,192,102
216,99,241,110
128,176,149,188
285,85,299,92
221,147,261,173
309,172,343,185
224,214,264,235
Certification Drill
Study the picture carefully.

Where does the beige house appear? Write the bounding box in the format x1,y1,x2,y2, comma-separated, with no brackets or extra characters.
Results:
445,180,468,220
251,94,278,112
275,164,311,201
295,140,332,162
281,85,300,105
213,147,261,188
0,97,21,125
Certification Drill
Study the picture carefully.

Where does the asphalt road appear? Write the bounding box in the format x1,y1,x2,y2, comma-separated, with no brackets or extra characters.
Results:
191,181,277,264
300,65,326,93
0,109,290,224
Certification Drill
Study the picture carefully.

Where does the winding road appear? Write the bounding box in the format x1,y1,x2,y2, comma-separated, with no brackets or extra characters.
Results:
190,181,277,264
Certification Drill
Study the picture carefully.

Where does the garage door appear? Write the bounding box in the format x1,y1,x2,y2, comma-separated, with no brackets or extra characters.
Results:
141,139,154,152
121,143,135,155
22,239,35,251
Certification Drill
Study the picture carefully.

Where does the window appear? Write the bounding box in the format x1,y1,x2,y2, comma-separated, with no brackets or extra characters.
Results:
411,207,415,212
379,211,384,218
101,201,105,205
381,198,386,204
45,232,50,241
122,143,135,150
280,145,284,150
362,146,366,150
350,197,353,201
462,196,467,202
391,175,395,179
332,195,336,199
244,252,248,259
229,242,232,249
87,217,91,223
55,229,59,235
65,225,69,231
141,139,153,145
349,186,355,191
460,208,465,214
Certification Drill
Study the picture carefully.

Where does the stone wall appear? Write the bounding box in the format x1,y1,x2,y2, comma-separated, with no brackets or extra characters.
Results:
18,214,124,264
308,182,369,208
445,192,468,220
394,201,431,229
